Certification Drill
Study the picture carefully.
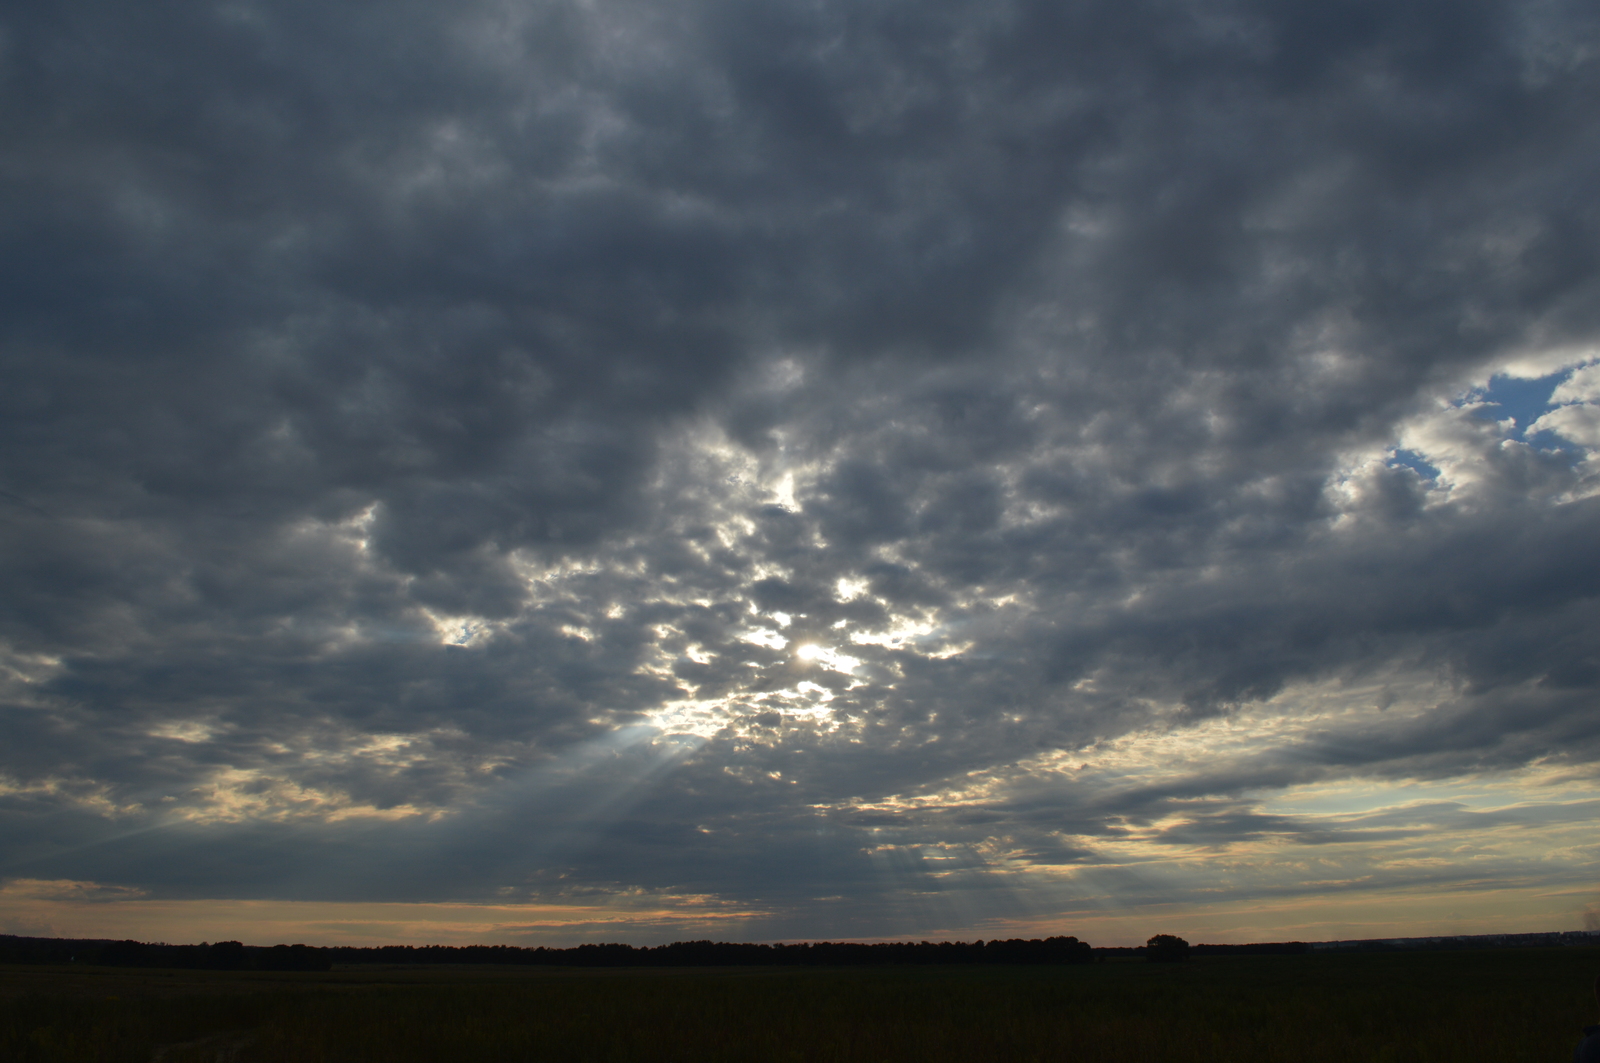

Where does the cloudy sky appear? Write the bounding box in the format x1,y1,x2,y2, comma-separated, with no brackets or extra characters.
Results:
3,0,1600,949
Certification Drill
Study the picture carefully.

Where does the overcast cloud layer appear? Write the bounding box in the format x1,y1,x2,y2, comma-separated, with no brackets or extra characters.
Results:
3,0,1600,946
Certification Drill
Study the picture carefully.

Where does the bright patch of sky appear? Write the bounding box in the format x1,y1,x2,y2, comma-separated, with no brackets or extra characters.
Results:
1466,363,1598,450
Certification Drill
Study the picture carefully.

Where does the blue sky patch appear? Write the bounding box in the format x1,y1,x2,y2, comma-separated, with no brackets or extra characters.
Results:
1388,449,1440,480
1465,372,1560,435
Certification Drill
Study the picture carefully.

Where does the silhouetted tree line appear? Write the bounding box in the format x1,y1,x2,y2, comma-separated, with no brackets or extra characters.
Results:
1,933,1091,968
0,935,329,971
1315,931,1598,951
1091,939,1309,959
0,932,1313,970
316,935,1096,967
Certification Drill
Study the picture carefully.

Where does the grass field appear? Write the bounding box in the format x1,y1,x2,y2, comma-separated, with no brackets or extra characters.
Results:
2,947,1596,1062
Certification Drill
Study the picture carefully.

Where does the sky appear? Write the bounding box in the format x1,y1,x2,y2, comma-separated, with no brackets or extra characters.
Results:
2,0,1599,950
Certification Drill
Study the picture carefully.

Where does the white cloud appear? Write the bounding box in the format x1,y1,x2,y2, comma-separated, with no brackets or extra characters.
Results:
1550,362,1600,404
1530,403,1600,446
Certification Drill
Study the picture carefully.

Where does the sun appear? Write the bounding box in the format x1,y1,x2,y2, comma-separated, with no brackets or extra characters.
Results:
793,643,861,674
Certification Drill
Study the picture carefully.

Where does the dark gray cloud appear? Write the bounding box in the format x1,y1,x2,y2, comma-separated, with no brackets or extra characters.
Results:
3,0,1600,943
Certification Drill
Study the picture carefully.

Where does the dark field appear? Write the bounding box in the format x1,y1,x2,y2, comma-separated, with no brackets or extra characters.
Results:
3,947,1597,1062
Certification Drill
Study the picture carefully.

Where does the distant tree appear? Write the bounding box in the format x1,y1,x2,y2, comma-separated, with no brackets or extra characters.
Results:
205,940,250,970
1145,934,1190,962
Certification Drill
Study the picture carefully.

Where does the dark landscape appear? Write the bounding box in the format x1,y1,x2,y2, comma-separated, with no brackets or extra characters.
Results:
2,936,1597,1062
